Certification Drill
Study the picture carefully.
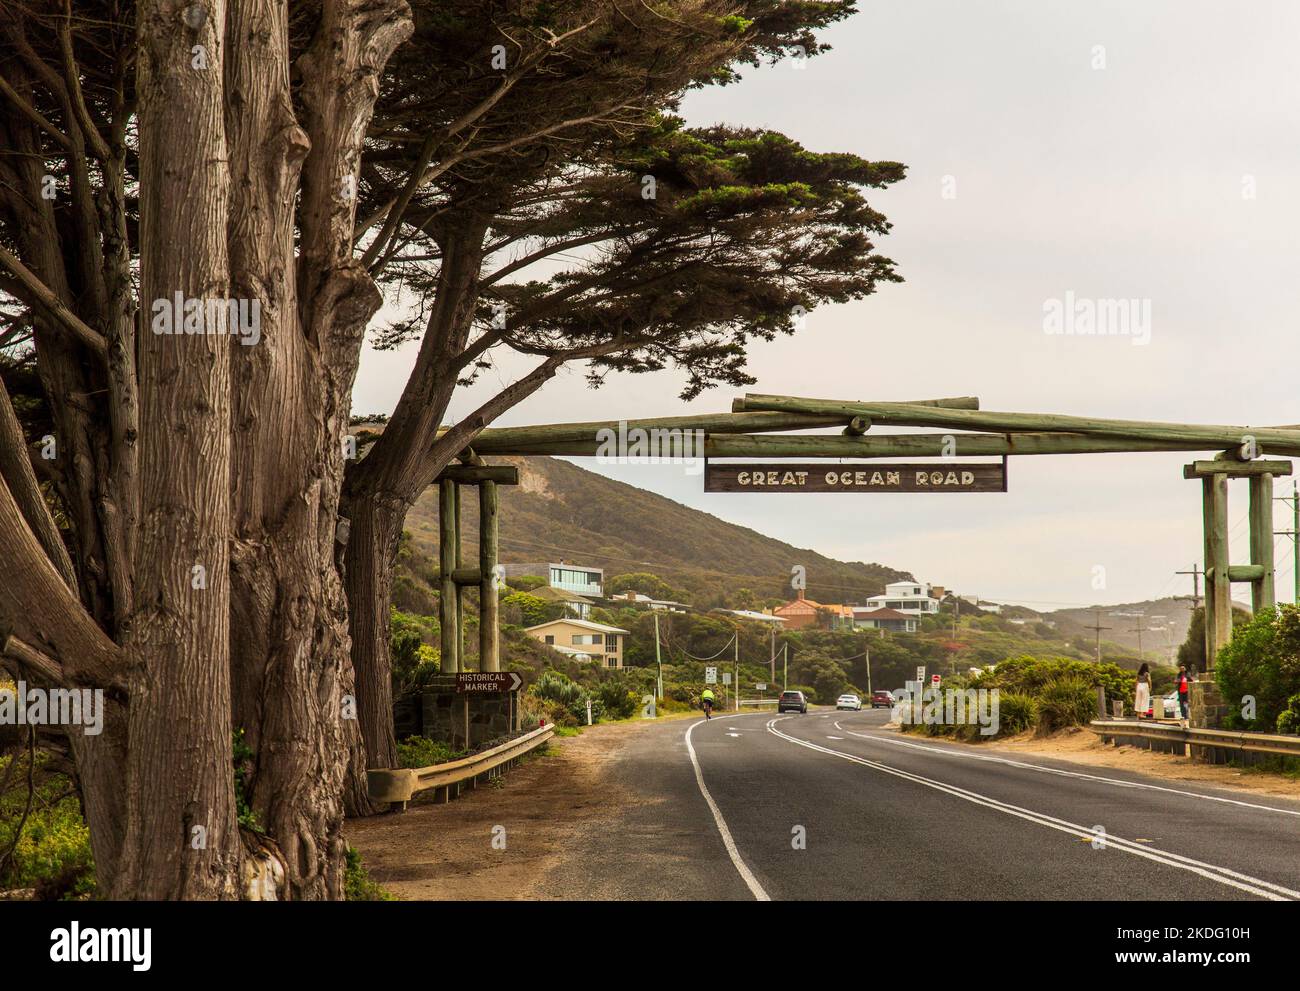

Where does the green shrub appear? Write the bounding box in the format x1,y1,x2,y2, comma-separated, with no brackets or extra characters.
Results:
395,736,463,769
1036,675,1098,732
1215,605,1300,732
344,846,394,901
995,692,1039,736
1277,692,1300,736
0,760,94,898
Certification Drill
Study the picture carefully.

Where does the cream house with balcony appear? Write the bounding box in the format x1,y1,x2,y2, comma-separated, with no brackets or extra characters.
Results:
525,618,629,669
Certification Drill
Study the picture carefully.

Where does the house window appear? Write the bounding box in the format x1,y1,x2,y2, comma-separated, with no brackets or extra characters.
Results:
607,635,618,651
607,656,618,668
544,635,554,644
572,634,604,645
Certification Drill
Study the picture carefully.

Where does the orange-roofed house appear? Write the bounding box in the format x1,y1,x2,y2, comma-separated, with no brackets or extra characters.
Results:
772,590,854,630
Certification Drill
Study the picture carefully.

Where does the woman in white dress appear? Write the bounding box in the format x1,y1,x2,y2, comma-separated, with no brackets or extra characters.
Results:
1134,663,1151,719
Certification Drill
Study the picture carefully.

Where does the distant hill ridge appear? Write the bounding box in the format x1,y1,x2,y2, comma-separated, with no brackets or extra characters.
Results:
404,455,910,608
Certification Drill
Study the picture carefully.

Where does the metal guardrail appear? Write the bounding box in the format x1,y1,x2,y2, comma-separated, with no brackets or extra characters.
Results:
367,722,555,808
1089,719,1300,759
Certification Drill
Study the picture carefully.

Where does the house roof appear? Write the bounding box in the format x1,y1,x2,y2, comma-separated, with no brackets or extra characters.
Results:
525,618,629,635
775,598,852,617
854,607,912,620
721,609,786,624
527,586,594,605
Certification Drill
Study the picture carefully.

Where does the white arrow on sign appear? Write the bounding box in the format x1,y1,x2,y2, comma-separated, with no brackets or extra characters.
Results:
507,672,523,692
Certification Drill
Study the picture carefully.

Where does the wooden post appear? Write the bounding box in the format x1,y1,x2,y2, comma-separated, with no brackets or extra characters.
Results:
439,479,460,674
479,479,500,672
1202,474,1230,670
454,480,465,670
1248,473,1276,612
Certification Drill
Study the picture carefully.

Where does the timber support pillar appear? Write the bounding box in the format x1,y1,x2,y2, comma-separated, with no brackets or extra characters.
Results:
1184,458,1292,672
436,464,517,675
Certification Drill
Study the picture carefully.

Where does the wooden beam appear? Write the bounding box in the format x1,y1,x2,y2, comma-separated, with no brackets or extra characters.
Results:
738,394,1300,456
434,465,519,485
460,412,853,452
733,395,980,413
1184,460,1293,478
483,432,1223,459
451,567,482,586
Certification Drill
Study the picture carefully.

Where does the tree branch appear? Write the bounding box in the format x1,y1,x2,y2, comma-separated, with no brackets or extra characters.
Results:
0,244,107,359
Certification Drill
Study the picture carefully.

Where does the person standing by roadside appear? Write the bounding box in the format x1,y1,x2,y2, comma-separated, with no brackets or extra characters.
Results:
1134,663,1152,719
1177,664,1193,721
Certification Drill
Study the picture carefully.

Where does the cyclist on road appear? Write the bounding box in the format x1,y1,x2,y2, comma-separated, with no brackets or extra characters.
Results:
701,687,716,720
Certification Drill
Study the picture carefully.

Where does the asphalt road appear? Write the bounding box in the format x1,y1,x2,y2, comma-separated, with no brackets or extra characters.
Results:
544,707,1300,900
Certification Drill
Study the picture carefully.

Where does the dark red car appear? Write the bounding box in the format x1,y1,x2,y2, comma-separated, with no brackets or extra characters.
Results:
871,690,894,708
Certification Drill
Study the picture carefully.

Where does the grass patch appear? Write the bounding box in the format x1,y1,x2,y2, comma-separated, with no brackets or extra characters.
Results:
344,846,395,901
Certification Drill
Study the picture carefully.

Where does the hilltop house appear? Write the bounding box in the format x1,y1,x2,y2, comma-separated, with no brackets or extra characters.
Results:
525,618,629,669
503,560,604,598
852,607,918,633
610,590,688,612
717,609,786,626
525,585,596,620
862,581,941,616
773,590,854,630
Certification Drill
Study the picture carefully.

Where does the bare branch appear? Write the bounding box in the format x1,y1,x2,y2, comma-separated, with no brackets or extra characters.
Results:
0,244,107,359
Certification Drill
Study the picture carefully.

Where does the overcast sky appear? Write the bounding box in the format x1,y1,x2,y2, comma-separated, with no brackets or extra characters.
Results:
352,0,1300,611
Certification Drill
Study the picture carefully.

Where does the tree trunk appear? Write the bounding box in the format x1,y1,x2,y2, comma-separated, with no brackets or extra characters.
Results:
111,0,241,899
342,491,409,784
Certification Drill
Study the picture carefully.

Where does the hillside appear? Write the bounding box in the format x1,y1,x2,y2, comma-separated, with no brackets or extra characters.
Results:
1046,598,1196,661
404,455,909,608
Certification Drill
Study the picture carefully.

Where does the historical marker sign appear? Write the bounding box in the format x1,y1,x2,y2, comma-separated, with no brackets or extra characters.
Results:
704,461,1007,493
456,671,523,694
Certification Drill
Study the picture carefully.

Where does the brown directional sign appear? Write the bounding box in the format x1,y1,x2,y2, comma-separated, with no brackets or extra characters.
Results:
704,461,1007,493
456,672,523,693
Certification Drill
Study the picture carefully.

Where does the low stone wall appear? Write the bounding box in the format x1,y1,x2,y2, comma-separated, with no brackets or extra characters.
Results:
417,675,520,749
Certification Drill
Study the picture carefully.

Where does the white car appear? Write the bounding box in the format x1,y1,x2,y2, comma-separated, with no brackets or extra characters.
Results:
836,694,863,711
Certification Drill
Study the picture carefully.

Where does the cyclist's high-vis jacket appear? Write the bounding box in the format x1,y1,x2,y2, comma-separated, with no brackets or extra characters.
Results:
701,689,716,702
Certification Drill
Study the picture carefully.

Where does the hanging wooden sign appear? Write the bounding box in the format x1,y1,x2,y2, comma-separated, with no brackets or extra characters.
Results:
704,461,1007,493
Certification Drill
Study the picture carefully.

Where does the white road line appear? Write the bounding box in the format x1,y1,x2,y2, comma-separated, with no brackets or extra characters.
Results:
831,720,1300,818
685,718,771,901
769,718,1298,901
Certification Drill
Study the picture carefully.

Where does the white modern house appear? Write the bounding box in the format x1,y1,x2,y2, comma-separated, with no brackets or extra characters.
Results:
862,581,941,616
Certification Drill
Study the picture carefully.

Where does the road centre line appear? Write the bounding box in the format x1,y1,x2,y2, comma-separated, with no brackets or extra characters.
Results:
769,718,1298,901
831,720,1300,818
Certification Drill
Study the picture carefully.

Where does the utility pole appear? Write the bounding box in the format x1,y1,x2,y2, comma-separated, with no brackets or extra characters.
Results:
653,611,663,700
1277,482,1300,603
769,626,776,683
1084,608,1111,662
865,640,872,698
1176,563,1203,610
1128,613,1147,660
734,631,740,713
782,643,789,691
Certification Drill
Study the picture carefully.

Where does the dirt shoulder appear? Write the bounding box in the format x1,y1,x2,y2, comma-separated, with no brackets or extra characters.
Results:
345,719,661,900
916,723,1300,800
